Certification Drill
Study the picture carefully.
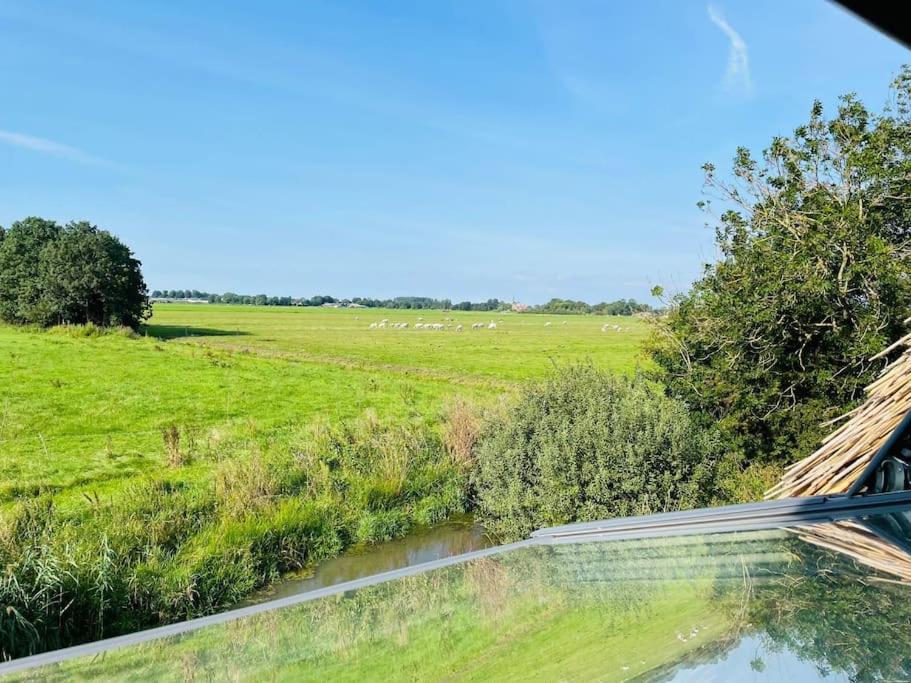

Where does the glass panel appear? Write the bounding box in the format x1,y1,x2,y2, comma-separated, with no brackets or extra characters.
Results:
7,507,911,682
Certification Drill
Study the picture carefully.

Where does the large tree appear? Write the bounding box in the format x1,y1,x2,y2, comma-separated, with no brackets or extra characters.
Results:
0,217,61,325
0,218,150,328
648,67,911,463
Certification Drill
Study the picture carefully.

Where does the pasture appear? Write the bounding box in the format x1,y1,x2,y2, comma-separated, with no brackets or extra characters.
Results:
1,304,648,499
0,304,649,655
146,304,649,382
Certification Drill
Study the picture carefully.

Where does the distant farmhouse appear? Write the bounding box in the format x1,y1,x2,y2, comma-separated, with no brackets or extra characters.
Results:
511,302,528,312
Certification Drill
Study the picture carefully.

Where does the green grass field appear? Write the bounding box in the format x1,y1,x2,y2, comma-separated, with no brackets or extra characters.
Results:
1,304,648,500
147,303,649,381
0,304,650,657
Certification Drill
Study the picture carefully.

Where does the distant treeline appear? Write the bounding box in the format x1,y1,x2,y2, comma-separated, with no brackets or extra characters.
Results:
152,290,652,314
529,298,652,316
152,290,653,315
152,291,508,311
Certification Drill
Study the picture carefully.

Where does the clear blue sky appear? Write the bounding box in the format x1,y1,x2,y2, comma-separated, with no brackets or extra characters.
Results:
1,1,907,304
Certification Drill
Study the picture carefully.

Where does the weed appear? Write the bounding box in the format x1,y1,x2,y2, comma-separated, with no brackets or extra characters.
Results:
161,425,184,467
441,397,482,472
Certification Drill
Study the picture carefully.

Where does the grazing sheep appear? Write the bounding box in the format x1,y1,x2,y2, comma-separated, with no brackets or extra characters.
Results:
456,324,463,332
562,320,567,325
488,322,497,329
369,322,377,329
545,321,552,327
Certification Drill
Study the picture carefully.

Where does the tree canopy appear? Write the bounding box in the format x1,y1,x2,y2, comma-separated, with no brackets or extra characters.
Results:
647,67,911,463
0,217,150,329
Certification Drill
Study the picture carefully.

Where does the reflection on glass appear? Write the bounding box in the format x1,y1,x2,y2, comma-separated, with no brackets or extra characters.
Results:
7,508,911,682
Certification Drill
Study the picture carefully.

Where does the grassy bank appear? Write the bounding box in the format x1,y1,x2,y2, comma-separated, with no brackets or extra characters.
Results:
0,413,471,660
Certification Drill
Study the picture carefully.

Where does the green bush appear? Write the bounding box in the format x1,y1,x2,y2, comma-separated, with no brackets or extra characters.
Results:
472,364,729,541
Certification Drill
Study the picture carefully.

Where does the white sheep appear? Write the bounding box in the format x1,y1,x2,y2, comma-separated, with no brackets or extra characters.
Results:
545,321,552,327
488,322,497,329
369,322,377,329
456,324,463,332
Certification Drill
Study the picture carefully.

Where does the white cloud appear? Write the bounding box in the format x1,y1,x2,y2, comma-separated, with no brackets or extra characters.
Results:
707,5,753,97
0,129,109,165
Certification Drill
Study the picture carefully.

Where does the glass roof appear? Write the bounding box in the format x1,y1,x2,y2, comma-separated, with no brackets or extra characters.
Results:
5,503,911,681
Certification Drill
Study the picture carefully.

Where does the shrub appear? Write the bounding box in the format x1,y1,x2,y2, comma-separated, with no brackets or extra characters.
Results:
472,364,729,541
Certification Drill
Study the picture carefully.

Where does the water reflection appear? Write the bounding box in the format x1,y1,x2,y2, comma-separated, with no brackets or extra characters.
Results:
8,508,911,682
243,515,493,604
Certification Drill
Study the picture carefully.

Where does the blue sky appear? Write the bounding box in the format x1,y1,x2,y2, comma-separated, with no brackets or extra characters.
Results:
0,1,907,304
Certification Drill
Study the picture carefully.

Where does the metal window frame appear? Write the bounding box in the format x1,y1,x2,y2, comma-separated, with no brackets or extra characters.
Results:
846,409,911,496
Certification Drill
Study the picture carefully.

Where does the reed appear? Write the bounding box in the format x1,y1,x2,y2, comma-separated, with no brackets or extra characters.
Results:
766,330,911,499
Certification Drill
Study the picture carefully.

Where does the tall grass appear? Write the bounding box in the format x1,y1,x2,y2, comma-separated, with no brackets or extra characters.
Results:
440,397,485,473
45,323,137,339
0,412,472,661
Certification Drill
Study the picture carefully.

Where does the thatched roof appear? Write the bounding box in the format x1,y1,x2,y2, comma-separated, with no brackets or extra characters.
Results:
795,519,911,585
766,329,911,499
